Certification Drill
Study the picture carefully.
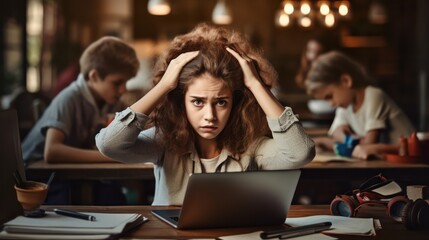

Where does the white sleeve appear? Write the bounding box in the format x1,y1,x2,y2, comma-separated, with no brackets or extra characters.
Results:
363,89,388,132
96,107,163,164
328,107,349,136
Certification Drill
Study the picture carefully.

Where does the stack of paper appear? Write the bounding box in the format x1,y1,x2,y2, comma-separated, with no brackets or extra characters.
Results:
286,215,376,236
0,212,147,239
219,231,337,240
219,215,376,240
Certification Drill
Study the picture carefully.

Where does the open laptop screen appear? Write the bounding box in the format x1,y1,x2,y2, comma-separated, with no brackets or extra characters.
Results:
0,109,25,225
152,169,301,229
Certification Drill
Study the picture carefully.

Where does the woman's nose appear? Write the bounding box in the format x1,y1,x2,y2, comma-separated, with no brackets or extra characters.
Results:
204,105,217,121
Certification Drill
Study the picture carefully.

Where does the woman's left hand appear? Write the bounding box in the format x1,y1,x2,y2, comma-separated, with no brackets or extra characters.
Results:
226,47,261,89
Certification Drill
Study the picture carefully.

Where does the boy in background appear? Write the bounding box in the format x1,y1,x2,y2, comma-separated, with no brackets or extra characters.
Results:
22,36,140,204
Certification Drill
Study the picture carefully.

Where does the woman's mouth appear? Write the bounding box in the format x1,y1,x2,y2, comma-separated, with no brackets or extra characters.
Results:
200,126,217,132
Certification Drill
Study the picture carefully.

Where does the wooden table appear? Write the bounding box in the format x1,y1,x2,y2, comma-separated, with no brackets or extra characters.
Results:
26,157,429,204
305,156,429,183
26,161,155,204
41,204,429,239
26,156,429,185
26,161,155,180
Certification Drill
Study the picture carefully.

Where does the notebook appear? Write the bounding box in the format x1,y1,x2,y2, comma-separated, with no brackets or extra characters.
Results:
0,109,26,225
152,169,301,229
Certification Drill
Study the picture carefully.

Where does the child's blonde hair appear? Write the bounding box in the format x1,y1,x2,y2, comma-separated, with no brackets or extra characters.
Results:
305,51,369,95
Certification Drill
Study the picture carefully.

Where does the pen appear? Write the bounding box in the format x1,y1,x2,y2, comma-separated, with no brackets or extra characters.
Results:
260,221,332,239
53,209,97,221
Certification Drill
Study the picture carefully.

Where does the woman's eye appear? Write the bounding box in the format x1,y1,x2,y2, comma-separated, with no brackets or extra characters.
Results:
192,100,203,106
217,100,227,107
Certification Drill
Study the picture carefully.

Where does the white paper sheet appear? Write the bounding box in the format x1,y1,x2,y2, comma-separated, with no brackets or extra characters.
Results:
219,231,337,240
313,153,357,163
286,215,376,236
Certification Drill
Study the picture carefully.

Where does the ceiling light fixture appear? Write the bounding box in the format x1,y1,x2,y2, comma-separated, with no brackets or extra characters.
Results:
148,0,171,16
212,0,232,25
275,0,351,28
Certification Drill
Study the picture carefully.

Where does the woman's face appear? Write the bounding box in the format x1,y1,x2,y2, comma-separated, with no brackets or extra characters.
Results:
184,73,233,143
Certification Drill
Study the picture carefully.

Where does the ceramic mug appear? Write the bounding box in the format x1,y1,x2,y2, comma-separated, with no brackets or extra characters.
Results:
15,181,48,211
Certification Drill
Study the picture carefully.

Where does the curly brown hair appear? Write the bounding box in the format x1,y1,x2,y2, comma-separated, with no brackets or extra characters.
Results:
151,23,278,156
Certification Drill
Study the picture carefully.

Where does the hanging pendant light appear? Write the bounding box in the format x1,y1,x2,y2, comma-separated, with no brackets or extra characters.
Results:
212,0,232,25
148,0,171,16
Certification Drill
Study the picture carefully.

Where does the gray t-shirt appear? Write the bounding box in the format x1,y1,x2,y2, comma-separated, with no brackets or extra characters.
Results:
22,75,124,162
328,86,415,144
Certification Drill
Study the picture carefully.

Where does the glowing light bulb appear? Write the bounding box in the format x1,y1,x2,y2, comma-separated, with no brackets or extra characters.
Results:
320,3,330,16
325,12,335,27
283,1,294,15
147,0,171,15
338,3,349,16
279,13,290,27
300,2,311,15
300,16,312,27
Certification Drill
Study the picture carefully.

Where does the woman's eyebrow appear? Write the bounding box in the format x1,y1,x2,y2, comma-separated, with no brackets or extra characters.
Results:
215,96,230,99
189,96,206,99
189,95,230,99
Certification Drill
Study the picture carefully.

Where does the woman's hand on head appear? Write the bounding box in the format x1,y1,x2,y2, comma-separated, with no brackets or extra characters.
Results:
159,51,199,91
226,47,261,89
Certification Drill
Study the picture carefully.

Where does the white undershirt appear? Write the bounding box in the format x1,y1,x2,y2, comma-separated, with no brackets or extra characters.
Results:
200,155,220,173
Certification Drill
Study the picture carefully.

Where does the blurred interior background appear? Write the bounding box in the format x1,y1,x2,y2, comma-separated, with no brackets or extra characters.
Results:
1,0,429,139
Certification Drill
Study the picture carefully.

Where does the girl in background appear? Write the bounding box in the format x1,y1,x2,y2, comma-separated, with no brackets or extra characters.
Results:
305,51,415,159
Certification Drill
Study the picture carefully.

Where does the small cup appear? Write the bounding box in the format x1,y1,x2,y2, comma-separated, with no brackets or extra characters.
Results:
15,181,48,211
417,132,429,157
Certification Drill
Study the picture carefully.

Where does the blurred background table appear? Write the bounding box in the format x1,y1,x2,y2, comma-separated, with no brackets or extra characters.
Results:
26,156,429,205
26,161,155,205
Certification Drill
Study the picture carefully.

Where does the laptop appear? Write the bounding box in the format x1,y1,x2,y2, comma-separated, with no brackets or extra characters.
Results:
152,169,301,229
0,109,26,225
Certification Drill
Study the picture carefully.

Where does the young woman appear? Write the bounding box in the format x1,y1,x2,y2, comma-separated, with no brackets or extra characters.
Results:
96,23,315,206
305,51,415,159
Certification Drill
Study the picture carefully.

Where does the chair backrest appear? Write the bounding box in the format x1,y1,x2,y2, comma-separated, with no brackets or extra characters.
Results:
8,89,49,139
0,109,25,225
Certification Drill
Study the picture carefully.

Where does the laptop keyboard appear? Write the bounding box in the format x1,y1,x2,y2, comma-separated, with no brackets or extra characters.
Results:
170,216,179,222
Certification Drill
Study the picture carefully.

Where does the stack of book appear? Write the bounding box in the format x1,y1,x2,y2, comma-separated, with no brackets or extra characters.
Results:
0,211,147,239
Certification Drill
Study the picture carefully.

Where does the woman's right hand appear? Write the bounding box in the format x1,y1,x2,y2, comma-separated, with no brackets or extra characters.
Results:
130,51,199,115
158,51,199,91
